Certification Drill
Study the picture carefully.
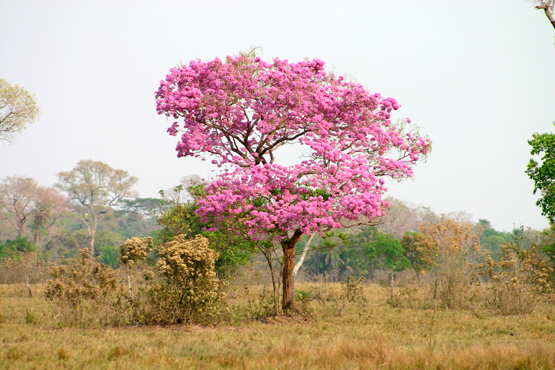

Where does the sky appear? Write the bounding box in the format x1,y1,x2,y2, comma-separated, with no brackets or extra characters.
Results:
1,0,554,232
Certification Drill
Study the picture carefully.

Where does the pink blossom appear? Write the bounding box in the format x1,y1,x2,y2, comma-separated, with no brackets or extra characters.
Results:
155,54,431,241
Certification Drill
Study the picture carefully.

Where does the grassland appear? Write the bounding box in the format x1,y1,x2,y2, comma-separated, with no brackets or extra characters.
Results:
1,282,555,369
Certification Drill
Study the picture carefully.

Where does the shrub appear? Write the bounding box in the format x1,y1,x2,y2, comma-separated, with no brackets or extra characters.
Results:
0,237,38,258
0,253,49,285
476,234,554,315
155,201,255,278
44,235,226,326
44,248,122,326
417,218,480,309
119,236,153,267
140,234,225,324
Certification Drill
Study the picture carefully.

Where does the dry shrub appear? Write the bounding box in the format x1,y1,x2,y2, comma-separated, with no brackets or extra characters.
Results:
346,276,365,302
428,220,479,309
387,218,481,310
412,218,480,309
384,282,422,309
119,236,153,266
0,253,49,285
111,236,156,326
44,235,226,326
390,223,555,315
44,248,122,326
476,236,554,315
134,234,226,325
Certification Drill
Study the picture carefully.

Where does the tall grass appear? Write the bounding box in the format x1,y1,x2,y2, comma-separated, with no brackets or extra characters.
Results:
2,281,555,369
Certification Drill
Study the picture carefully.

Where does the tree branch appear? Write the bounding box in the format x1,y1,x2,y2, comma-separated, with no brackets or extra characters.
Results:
536,0,555,29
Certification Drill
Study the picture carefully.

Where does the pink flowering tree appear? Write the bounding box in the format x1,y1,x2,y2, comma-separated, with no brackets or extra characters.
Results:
156,53,431,310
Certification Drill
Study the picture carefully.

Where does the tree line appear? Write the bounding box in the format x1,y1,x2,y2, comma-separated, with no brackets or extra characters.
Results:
2,158,552,286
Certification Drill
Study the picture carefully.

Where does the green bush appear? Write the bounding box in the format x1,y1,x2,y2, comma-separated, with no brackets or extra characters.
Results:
0,237,38,259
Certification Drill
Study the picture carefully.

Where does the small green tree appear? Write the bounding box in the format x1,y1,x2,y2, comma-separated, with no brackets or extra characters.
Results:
349,226,379,280
365,232,410,280
155,200,254,278
349,226,409,281
96,230,126,267
401,232,437,285
539,224,555,262
526,125,555,223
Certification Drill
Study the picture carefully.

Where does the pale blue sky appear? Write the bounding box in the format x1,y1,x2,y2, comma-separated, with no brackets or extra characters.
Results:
1,0,554,231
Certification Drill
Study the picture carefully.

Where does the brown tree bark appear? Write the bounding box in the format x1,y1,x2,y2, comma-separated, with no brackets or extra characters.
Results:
281,229,304,310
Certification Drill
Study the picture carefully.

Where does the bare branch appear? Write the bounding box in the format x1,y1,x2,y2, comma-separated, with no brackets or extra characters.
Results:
533,0,555,29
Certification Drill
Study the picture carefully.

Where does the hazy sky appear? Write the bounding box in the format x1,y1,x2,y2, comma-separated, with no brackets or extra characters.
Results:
1,0,554,232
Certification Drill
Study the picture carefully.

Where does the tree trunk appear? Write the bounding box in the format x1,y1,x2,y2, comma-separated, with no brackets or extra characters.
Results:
368,264,375,282
16,218,25,237
281,230,303,310
390,272,395,301
261,249,280,315
88,216,97,258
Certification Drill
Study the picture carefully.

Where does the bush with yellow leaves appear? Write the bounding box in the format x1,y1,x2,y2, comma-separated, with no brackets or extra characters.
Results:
44,235,226,326
141,234,225,325
476,231,554,315
413,217,481,309
119,236,153,267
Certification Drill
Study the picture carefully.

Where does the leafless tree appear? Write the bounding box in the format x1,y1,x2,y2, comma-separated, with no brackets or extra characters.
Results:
0,176,39,236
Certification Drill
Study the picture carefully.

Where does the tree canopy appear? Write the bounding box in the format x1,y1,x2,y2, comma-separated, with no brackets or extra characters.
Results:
526,124,555,223
0,176,40,237
156,52,431,309
0,176,65,241
0,78,39,143
56,160,138,257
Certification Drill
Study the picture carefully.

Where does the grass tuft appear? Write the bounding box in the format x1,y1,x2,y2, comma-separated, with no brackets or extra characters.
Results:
57,346,71,360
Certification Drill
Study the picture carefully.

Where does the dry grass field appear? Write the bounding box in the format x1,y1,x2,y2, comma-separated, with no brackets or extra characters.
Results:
1,282,555,369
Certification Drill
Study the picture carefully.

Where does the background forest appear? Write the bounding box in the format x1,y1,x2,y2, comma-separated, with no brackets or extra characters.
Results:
2,166,554,286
